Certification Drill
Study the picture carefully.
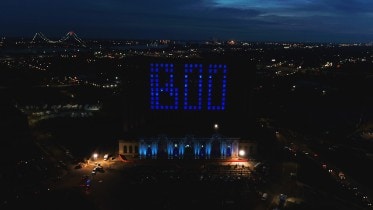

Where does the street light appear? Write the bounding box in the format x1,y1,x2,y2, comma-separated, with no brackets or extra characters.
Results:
239,149,245,157
93,153,98,160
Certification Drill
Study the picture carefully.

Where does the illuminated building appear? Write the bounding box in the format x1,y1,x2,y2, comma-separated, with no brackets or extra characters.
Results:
119,56,257,160
119,135,257,160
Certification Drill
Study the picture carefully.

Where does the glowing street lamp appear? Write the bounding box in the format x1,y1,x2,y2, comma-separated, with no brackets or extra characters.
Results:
214,124,219,129
214,123,219,133
93,153,98,160
239,149,245,157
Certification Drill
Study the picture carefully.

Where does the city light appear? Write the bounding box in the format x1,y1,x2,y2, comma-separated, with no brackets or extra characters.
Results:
239,149,245,157
92,153,98,160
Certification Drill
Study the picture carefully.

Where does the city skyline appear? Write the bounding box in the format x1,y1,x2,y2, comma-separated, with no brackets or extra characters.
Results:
1,0,373,43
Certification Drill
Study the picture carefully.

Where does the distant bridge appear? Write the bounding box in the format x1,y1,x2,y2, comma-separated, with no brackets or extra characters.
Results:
31,31,86,47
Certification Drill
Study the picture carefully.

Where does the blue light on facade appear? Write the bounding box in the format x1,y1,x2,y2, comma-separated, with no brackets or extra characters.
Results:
220,141,227,157
139,141,148,159
178,142,185,157
167,142,173,158
205,142,212,158
194,141,200,157
151,142,158,157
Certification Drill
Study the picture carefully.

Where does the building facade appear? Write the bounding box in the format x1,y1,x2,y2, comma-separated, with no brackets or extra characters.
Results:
118,134,257,160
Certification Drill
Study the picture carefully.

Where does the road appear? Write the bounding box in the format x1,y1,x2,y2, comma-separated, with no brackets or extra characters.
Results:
272,126,373,209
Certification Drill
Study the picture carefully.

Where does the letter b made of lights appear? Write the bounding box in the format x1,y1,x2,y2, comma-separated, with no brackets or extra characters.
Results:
150,63,227,111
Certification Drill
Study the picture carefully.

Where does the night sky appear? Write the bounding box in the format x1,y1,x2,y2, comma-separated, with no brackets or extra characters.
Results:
1,0,373,42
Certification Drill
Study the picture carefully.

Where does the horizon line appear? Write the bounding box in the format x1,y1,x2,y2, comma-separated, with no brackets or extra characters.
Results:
1,32,373,45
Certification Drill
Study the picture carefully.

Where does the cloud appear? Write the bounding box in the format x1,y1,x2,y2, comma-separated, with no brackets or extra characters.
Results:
0,0,372,42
